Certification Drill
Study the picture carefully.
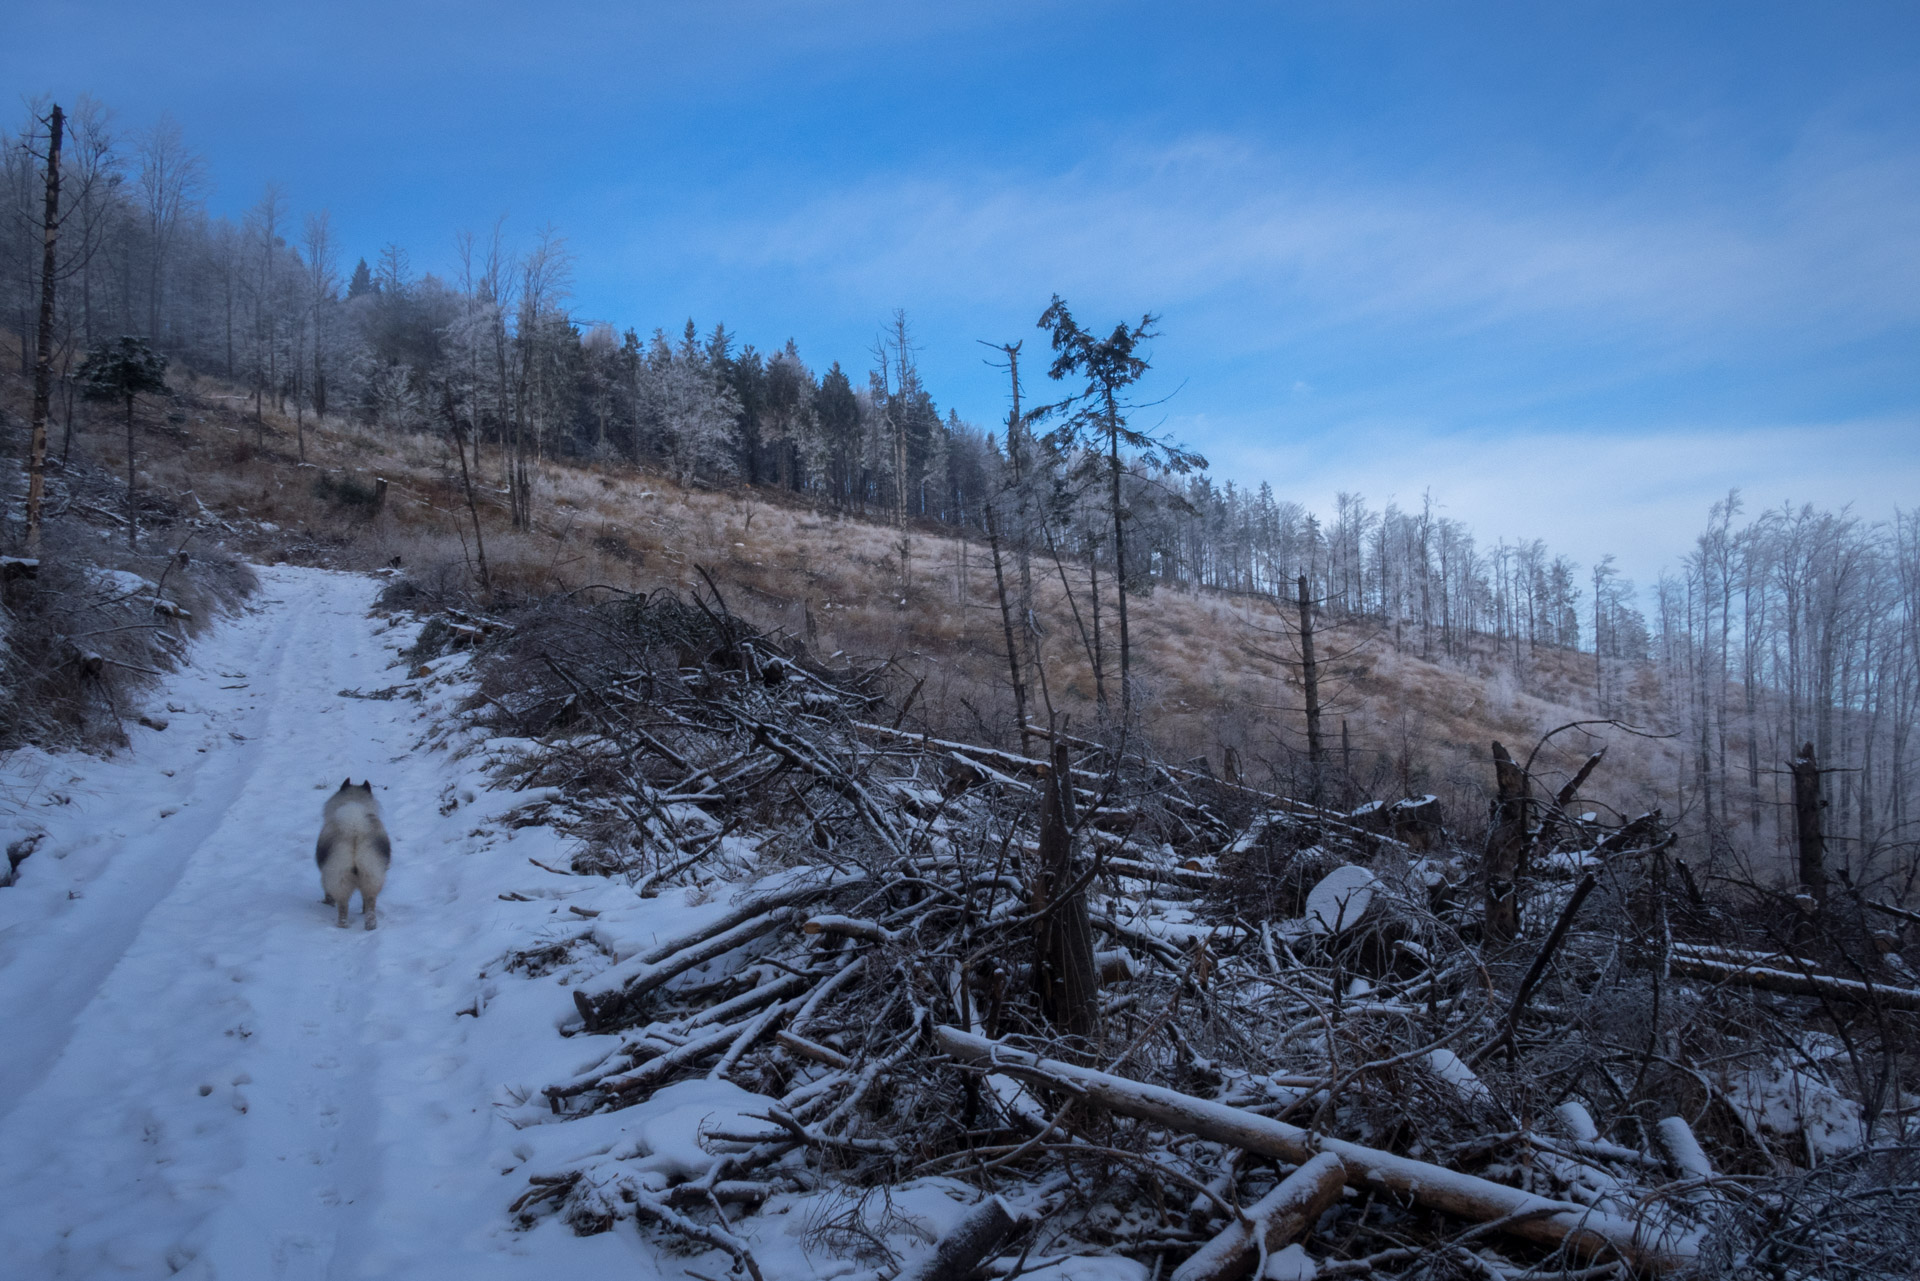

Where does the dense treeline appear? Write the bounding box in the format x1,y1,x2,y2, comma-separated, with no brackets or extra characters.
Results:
6,98,1918,881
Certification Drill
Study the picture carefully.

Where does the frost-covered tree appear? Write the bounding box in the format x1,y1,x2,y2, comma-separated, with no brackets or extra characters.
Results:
635,323,740,484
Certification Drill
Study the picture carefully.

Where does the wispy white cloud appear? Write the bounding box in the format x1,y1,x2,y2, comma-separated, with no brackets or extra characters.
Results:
669,128,1920,364
624,125,1920,592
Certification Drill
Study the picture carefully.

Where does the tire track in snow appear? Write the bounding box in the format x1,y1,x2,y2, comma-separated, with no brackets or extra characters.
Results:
0,566,671,1281
0,570,465,1279
178,574,393,1279
0,578,302,1109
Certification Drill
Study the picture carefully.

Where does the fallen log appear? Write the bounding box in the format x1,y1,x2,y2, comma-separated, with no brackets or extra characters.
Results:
900,1195,1021,1281
934,1027,1695,1272
1667,942,1920,1012
1101,856,1223,890
573,908,797,1031
775,1030,851,1069
1653,1117,1713,1180
1170,1151,1346,1281
1867,898,1920,927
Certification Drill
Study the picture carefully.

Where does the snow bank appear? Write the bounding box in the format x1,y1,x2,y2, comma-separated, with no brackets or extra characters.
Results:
619,1078,779,1186
1726,1062,1866,1159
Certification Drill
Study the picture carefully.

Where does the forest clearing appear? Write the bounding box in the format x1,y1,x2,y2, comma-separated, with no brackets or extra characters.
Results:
7,15,1920,1275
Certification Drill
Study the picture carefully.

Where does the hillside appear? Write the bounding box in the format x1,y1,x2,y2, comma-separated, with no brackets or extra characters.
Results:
6,352,1918,1281
0,348,1693,856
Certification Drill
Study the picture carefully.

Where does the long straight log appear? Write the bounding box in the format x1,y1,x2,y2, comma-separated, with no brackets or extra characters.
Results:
1101,856,1223,890
1667,943,1920,1012
934,1027,1694,1272
1171,1151,1346,1281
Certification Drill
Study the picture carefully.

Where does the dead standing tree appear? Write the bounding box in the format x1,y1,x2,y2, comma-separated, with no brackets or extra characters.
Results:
984,504,1030,752
1791,741,1828,904
981,337,1044,756
439,386,493,602
1031,738,1100,1050
1297,574,1323,783
1240,577,1374,804
1485,741,1530,943
24,104,63,550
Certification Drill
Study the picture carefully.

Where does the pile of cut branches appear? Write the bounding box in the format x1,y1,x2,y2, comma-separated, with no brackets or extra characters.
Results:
418,579,1918,1281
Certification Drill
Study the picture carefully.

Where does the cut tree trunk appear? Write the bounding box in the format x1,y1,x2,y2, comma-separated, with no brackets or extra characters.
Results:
934,1027,1695,1272
1032,740,1100,1049
1170,1151,1346,1281
1791,743,1827,904
899,1196,1021,1281
1485,741,1530,942
1654,1116,1714,1181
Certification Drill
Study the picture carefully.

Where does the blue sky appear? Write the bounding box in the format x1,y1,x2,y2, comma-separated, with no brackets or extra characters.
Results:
9,1,1919,591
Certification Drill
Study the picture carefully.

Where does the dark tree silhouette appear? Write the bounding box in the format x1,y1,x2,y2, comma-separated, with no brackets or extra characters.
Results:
1038,295,1204,723
77,336,170,549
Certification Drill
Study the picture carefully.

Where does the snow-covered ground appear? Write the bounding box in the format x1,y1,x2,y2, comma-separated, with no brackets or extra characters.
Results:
0,566,681,1280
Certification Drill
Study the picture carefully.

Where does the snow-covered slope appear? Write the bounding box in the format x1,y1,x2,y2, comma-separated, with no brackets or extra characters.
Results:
0,566,667,1280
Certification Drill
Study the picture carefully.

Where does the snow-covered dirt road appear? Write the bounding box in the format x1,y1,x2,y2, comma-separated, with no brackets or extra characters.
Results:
0,567,664,1280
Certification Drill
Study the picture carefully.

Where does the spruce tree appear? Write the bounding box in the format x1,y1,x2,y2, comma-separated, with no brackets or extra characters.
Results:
1037,296,1204,724
77,336,170,550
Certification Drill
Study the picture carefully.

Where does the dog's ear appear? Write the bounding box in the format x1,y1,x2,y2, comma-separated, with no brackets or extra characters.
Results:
341,776,351,790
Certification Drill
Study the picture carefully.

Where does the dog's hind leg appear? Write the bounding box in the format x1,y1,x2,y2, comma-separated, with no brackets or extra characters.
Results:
361,888,378,931
333,869,355,928
322,853,359,928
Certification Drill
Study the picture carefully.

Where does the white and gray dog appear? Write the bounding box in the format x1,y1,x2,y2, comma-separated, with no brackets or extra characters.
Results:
316,779,391,929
